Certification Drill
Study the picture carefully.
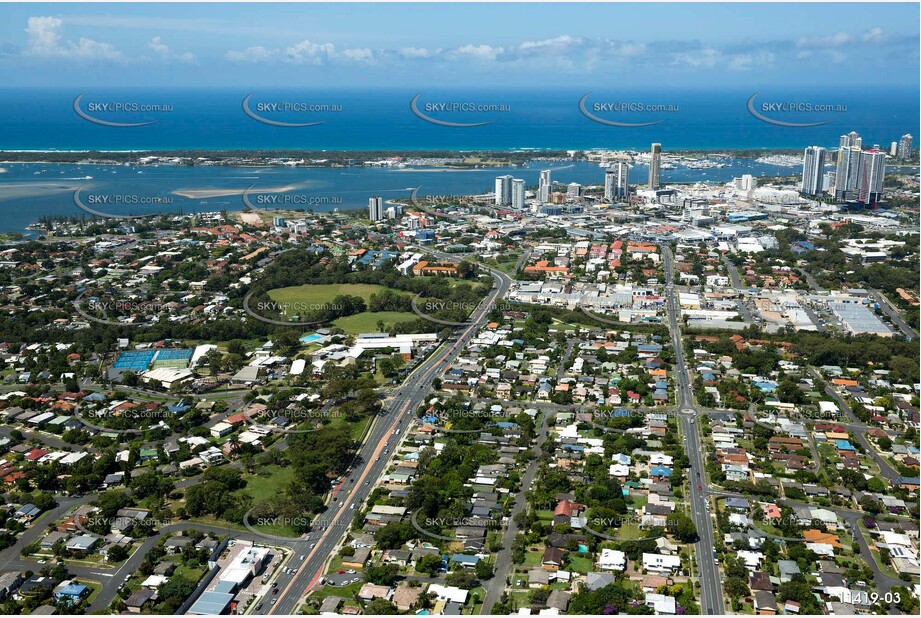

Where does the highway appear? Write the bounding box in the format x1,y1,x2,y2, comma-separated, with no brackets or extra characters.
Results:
264,259,513,615
663,245,725,615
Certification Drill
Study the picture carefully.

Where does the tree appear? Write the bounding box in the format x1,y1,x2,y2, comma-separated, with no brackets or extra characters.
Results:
670,512,698,543
725,577,749,598
415,554,443,577
365,599,400,614
365,564,399,586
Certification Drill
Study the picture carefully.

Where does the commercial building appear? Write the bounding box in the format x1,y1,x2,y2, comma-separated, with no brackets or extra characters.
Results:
898,133,913,159
857,150,886,205
649,143,662,190
801,146,826,196
538,170,552,203
511,178,526,209
604,162,630,201
369,196,384,222
494,175,513,206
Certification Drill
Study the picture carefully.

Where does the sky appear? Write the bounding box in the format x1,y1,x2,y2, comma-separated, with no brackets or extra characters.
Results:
0,2,918,89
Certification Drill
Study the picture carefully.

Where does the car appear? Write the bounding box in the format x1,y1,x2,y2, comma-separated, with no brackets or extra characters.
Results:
299,555,305,561
347,569,356,574
364,480,370,485
375,456,380,461
271,599,277,605
310,543,316,549
698,485,702,491
337,570,346,575
272,588,279,595
349,503,356,509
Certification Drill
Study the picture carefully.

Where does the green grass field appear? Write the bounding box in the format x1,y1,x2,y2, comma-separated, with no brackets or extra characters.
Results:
332,311,418,335
267,283,407,313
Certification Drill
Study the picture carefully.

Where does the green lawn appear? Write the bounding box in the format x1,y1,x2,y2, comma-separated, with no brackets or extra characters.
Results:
332,311,418,335
268,283,407,312
566,555,594,574
243,465,297,501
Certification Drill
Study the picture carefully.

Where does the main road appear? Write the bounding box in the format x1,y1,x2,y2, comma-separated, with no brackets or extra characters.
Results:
265,256,513,615
663,245,725,615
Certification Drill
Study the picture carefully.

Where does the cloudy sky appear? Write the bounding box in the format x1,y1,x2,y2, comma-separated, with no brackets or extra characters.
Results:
0,2,918,88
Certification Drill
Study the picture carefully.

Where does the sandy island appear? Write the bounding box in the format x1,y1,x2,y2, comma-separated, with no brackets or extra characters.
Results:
171,184,300,199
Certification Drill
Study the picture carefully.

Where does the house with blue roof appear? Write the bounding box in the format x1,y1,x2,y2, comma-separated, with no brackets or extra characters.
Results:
54,582,89,604
834,439,855,452
451,553,480,568
650,465,673,480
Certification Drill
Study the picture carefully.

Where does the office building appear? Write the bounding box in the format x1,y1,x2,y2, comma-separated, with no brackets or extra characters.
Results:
567,182,582,198
494,175,513,206
834,146,862,200
368,196,384,222
857,150,886,205
649,143,662,190
604,162,630,201
538,170,552,202
898,134,913,159
801,146,826,196
511,178,526,209
735,174,756,192
890,142,898,156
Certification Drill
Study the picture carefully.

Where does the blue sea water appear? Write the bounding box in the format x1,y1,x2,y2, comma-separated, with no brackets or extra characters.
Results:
0,87,917,151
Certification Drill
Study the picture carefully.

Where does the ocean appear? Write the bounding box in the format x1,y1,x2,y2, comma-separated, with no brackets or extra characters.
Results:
0,87,917,152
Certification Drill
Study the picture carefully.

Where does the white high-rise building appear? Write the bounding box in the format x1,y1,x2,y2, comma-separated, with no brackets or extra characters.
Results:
735,174,756,192
604,162,629,201
494,175,513,206
648,143,662,190
368,196,384,221
890,142,899,156
834,146,863,200
898,134,913,159
801,146,826,196
857,150,886,205
511,179,526,209
567,182,582,198
538,170,552,202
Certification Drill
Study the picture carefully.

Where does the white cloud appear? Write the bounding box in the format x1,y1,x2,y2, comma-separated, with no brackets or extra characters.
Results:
863,27,885,42
148,36,194,63
672,47,721,68
342,48,374,63
399,47,430,58
226,46,278,63
796,31,854,49
24,15,124,61
451,44,504,61
519,35,580,51
285,40,335,65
